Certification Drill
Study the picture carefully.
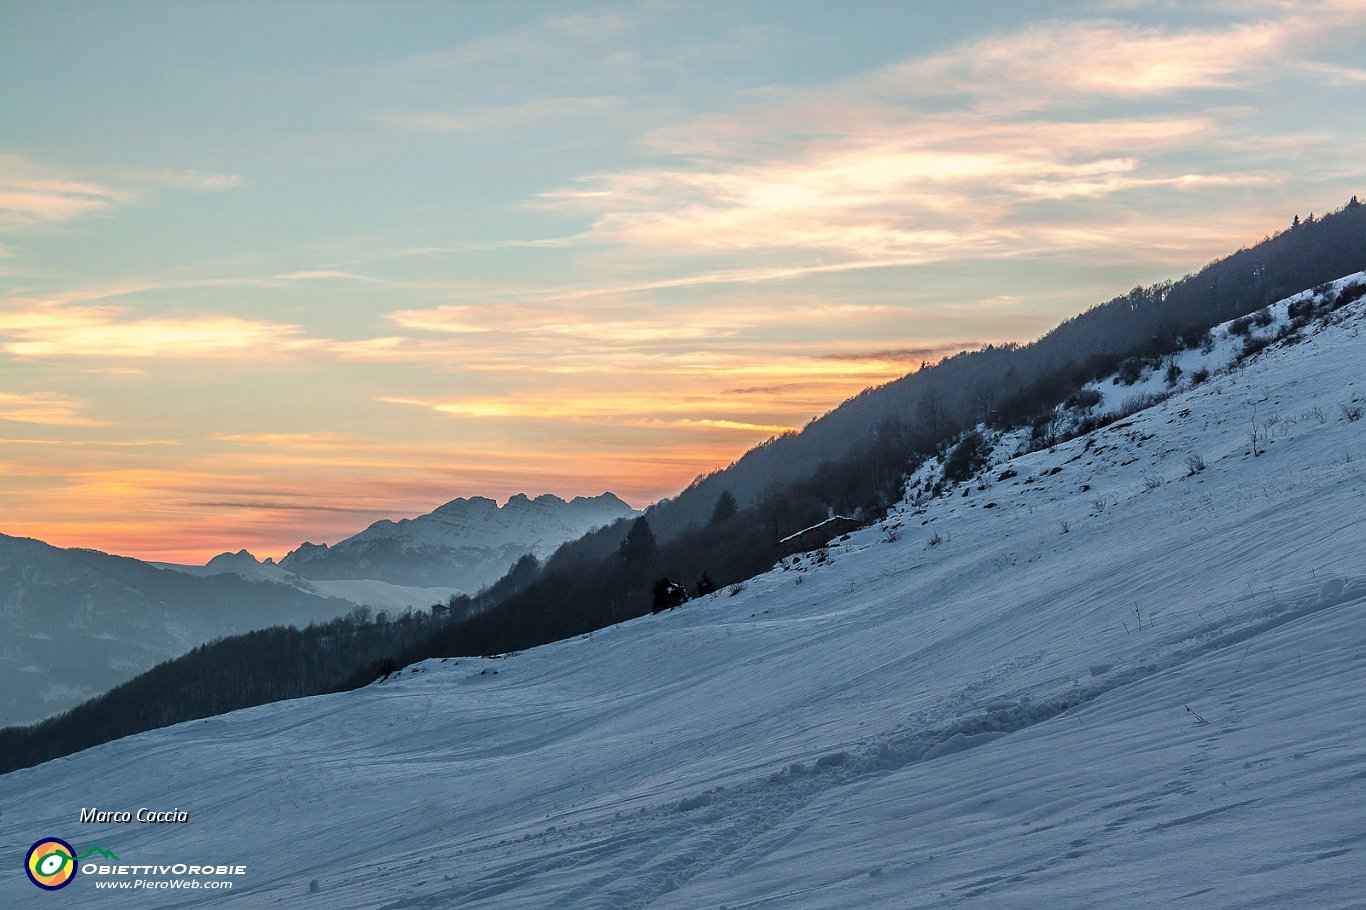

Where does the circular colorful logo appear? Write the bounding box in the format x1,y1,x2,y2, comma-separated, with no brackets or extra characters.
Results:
25,838,78,890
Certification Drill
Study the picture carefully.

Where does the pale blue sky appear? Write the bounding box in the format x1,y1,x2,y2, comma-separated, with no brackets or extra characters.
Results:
2,0,1364,559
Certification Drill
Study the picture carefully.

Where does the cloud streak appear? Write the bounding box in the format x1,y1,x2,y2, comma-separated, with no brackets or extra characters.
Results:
0,155,133,226
880,19,1287,101
548,107,1283,268
0,391,106,426
0,300,308,359
0,154,244,229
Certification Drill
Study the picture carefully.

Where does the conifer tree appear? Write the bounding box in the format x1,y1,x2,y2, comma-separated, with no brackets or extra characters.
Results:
710,490,738,525
619,516,658,564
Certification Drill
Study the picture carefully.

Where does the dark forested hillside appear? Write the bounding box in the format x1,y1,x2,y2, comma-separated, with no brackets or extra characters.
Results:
630,198,1366,540
0,534,357,727
0,609,446,774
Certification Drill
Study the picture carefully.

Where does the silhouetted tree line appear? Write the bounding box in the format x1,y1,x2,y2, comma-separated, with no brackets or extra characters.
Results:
0,608,446,774
6,198,1364,772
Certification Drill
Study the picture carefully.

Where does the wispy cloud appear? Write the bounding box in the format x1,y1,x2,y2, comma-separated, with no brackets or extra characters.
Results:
533,6,1365,275
376,394,799,436
625,417,795,434
872,4,1366,104
213,432,360,449
546,105,1293,269
364,299,913,381
0,391,106,426
880,19,1285,101
0,435,177,446
1302,60,1366,84
0,300,308,359
185,500,380,514
273,269,384,284
0,155,134,226
398,235,588,254
133,168,245,192
0,155,244,229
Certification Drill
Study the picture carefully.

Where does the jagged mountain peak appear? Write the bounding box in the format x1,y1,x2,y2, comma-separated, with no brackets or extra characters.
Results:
427,492,626,514
432,495,499,514
205,548,260,568
278,490,638,589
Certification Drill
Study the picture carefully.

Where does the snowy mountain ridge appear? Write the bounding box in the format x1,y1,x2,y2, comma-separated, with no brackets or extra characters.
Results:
157,491,637,606
275,491,637,590
345,492,632,550
2,276,1364,908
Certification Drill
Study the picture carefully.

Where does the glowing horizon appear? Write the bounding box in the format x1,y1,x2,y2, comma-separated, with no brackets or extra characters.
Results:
3,1,1365,562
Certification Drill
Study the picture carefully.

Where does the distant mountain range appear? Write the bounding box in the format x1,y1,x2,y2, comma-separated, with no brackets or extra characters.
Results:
0,533,355,727
2,491,636,727
276,492,637,590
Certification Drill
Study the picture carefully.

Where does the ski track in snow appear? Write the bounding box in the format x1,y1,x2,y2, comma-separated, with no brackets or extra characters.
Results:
2,277,1365,909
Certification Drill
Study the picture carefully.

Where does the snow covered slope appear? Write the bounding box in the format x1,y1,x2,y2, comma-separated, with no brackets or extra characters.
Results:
277,492,637,590
2,279,1364,908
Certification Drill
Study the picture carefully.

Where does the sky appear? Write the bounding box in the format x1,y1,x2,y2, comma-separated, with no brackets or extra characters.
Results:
2,0,1364,562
